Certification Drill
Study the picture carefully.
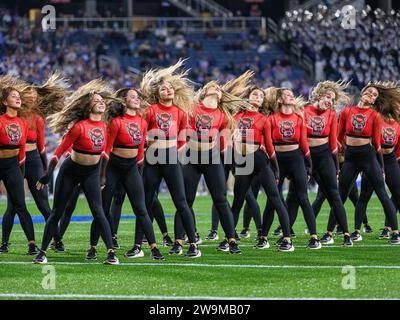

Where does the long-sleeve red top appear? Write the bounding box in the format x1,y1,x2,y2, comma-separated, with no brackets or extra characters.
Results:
0,113,27,165
265,111,310,158
104,114,148,165
187,102,229,152
146,103,187,152
380,118,400,160
51,118,107,162
337,105,382,152
303,105,338,154
25,113,46,155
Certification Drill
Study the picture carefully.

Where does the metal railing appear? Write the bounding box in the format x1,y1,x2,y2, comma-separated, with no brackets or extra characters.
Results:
168,0,233,17
55,16,266,33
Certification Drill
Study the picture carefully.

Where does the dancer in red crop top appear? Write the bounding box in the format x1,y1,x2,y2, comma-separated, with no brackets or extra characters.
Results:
173,81,241,254
337,83,400,244
303,81,352,246
229,85,294,252
348,83,400,243
263,87,322,249
0,81,37,255
33,80,120,264
88,88,164,260
137,60,200,258
1,74,68,253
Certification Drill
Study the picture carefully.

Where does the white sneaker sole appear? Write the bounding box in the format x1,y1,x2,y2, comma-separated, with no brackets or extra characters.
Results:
389,240,400,245
168,250,183,255
352,236,363,242
186,250,202,258
125,250,144,258
33,257,48,264
321,239,334,245
278,246,295,252
255,243,270,250
104,259,120,265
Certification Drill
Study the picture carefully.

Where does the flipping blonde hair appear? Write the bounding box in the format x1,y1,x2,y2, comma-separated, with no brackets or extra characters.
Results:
140,59,194,114
309,80,351,110
264,87,305,116
47,79,114,134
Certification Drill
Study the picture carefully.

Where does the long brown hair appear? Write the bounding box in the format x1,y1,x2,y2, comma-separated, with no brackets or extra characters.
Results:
106,88,148,122
47,79,114,134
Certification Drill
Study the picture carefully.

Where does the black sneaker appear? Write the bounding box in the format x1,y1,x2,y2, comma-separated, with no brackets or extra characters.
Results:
53,241,65,253
343,235,353,247
0,242,9,253
205,230,219,241
278,239,295,252
307,238,322,250
229,241,241,254
273,226,283,236
389,233,400,245
150,247,165,260
104,250,119,265
33,250,47,264
239,229,250,239
124,245,144,258
112,237,120,250
363,224,373,234
350,231,362,242
256,229,262,241
275,236,284,246
195,232,203,245
216,239,229,252
169,242,183,255
255,238,270,249
185,244,201,258
379,228,391,240
335,225,344,236
162,234,174,247
85,247,97,261
27,243,39,255
320,233,334,245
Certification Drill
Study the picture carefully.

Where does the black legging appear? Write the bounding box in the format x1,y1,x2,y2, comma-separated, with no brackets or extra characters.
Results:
39,157,113,251
263,149,317,236
175,149,235,240
331,144,398,231
312,164,364,221
56,184,81,241
211,163,232,231
242,175,263,231
231,149,291,238
0,156,35,243
354,152,400,229
90,153,156,246
136,147,196,243
2,150,57,243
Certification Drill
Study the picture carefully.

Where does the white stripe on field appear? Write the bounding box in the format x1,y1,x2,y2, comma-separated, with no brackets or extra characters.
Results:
1,293,397,300
1,261,400,269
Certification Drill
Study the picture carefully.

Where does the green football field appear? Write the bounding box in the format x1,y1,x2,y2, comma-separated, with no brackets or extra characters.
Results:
0,192,399,300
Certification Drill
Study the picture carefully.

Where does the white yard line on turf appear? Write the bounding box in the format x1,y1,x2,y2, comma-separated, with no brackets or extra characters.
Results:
1,293,397,300
1,261,400,269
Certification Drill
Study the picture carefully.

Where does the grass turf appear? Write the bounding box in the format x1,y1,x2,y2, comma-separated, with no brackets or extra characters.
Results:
0,193,399,300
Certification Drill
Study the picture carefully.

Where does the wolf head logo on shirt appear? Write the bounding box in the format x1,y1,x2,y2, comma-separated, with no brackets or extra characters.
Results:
89,128,105,150
279,120,295,140
382,127,396,145
156,113,172,133
126,122,142,144
308,116,325,136
6,124,21,145
238,117,254,137
351,114,367,133
195,114,213,136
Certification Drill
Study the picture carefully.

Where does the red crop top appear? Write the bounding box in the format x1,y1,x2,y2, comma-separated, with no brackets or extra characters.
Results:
188,102,229,152
25,113,46,155
104,114,148,165
234,110,271,157
337,106,382,152
380,119,400,159
304,105,338,154
51,118,107,162
0,113,27,165
265,111,310,158
146,103,187,152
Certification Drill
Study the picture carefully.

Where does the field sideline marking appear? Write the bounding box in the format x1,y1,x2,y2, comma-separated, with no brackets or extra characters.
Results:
1,293,397,300
1,261,400,269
